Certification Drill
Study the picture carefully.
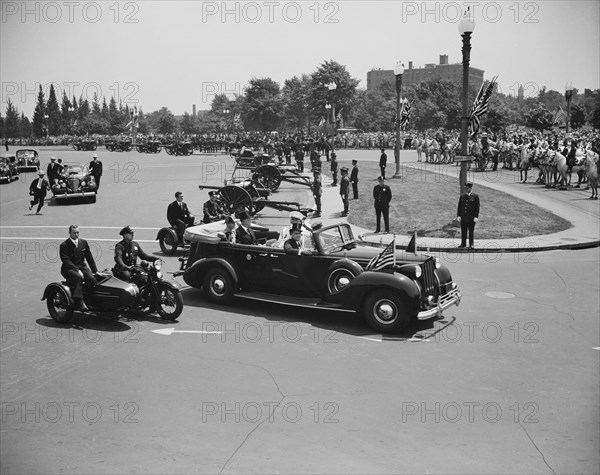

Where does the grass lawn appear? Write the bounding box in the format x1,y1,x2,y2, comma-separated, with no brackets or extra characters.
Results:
326,161,571,239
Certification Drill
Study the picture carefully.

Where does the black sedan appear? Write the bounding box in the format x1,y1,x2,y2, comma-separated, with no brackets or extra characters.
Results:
0,155,20,183
176,221,461,332
15,149,40,172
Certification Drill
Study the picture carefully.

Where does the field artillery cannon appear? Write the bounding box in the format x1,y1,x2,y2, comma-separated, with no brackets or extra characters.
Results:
72,139,97,151
164,141,194,156
136,140,163,153
106,139,132,152
198,181,311,217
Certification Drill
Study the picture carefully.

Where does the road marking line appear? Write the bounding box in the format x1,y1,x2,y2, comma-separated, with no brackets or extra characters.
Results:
152,328,223,336
1,226,160,230
593,347,600,350
0,237,157,243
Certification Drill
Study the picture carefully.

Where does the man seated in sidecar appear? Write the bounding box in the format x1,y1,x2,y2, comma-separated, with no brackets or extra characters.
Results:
167,191,196,245
113,225,158,286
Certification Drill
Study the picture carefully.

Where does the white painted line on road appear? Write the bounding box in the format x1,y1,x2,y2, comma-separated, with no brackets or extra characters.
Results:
1,226,160,230
593,347,599,350
152,328,223,336
0,237,157,243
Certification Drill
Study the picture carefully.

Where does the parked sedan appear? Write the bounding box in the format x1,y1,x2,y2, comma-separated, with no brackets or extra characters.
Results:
15,149,40,172
0,155,20,183
176,221,461,332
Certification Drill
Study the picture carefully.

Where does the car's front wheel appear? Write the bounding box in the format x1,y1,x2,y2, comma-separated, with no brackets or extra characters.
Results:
203,267,235,305
362,290,411,333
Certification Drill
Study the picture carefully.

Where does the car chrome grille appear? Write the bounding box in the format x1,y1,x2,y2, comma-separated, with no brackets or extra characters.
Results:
68,177,80,190
419,258,439,303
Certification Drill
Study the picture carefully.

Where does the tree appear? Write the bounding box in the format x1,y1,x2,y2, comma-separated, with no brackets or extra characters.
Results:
309,60,360,129
101,98,109,120
91,93,101,116
4,99,20,138
524,103,554,131
146,107,179,134
570,104,585,129
242,78,283,132
60,93,73,135
180,112,198,135
590,92,600,130
46,84,61,136
282,75,311,131
32,85,46,138
20,113,32,138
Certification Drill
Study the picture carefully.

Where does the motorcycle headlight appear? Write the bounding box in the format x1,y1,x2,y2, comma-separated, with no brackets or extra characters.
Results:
156,271,163,279
154,260,162,270
414,265,422,278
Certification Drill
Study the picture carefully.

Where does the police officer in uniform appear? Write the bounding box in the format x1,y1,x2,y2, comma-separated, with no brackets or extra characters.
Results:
311,169,322,216
330,152,338,186
113,225,158,285
202,191,224,223
339,167,350,216
373,176,392,233
457,182,480,249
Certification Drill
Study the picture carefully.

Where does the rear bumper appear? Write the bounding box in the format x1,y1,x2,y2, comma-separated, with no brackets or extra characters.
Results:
417,286,462,320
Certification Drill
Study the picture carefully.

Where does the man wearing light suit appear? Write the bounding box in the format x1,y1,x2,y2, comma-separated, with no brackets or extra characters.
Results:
59,225,98,310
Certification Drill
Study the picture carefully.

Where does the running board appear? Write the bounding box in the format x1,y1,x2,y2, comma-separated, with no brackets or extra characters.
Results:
236,291,355,313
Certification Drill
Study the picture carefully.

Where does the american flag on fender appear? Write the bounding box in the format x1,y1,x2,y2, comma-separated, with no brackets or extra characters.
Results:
366,238,396,271
468,76,497,137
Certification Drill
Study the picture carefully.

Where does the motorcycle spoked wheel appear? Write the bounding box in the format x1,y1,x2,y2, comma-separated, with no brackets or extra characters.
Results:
47,287,74,323
154,284,183,320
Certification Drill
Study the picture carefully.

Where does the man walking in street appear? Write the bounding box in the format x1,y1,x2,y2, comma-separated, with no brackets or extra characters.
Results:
89,153,103,190
339,167,350,216
379,149,387,179
457,182,480,249
350,159,359,199
373,176,392,233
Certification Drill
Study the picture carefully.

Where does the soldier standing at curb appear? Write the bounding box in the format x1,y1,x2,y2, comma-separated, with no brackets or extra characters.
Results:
311,169,322,216
379,149,387,179
295,146,305,173
330,152,338,186
339,167,350,216
350,159,359,199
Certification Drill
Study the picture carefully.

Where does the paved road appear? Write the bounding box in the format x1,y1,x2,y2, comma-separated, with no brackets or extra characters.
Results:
1,148,598,474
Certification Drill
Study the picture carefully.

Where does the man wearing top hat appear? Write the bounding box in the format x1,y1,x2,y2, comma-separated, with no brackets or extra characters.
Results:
203,191,224,223
456,182,480,249
29,170,51,215
113,225,158,284
235,211,257,245
88,153,103,190
339,167,350,216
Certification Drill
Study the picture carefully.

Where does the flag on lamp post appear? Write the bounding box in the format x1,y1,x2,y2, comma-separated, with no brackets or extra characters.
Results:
468,76,498,138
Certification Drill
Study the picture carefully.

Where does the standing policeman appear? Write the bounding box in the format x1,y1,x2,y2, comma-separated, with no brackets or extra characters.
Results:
339,167,350,216
456,182,480,249
330,152,338,186
373,176,392,233
311,169,322,216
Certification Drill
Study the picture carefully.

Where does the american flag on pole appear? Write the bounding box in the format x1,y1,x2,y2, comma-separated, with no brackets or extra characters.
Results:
400,101,411,129
366,238,396,271
468,76,497,138
552,105,566,126
318,116,326,127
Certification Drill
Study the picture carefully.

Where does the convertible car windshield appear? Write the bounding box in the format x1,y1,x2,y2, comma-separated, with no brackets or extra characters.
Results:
317,224,355,255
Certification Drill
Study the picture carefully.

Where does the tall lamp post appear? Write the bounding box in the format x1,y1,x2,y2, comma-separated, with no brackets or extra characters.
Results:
565,83,574,134
457,8,475,196
327,81,337,151
43,114,49,140
68,106,75,135
394,62,404,178
223,108,230,133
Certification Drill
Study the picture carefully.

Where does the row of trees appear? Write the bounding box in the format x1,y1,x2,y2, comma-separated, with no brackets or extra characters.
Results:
1,60,599,138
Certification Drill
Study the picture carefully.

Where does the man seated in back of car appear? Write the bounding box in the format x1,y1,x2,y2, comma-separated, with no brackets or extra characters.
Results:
284,224,312,255
217,216,237,243
235,211,257,245
113,225,158,286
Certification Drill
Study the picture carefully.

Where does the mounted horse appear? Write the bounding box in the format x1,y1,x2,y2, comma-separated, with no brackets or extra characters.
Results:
428,139,441,163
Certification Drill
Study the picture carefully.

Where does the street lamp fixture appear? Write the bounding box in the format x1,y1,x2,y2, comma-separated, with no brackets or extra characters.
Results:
565,82,574,134
458,7,475,195
325,82,337,151
68,107,75,135
43,114,49,138
393,61,404,178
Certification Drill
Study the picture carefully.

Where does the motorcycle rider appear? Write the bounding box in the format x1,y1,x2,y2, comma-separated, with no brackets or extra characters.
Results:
167,191,195,245
113,226,158,286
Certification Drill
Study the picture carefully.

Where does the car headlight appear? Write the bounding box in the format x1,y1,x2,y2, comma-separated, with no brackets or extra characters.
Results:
435,257,441,269
414,265,422,278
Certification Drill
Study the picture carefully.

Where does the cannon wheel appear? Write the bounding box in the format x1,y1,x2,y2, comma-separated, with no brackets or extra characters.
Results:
253,165,282,192
246,186,266,213
219,185,253,216
165,146,173,155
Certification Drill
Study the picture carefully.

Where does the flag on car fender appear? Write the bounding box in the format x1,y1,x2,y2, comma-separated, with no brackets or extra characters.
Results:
366,238,396,271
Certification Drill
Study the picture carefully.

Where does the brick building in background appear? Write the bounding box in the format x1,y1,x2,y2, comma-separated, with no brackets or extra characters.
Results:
367,54,485,91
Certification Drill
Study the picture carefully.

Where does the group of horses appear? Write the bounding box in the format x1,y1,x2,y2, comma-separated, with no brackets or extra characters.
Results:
412,136,599,199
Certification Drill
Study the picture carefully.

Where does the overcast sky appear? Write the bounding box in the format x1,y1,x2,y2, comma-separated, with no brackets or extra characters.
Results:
1,0,598,118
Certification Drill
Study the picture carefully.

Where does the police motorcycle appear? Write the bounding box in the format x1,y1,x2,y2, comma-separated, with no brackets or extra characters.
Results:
42,260,183,323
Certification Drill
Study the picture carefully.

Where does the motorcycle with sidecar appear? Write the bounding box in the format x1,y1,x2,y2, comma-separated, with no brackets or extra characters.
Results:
42,260,183,323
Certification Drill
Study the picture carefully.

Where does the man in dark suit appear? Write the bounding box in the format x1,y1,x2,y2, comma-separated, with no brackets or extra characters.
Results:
29,170,51,214
113,225,158,285
373,176,392,233
202,191,224,223
457,182,480,249
235,211,257,245
88,153,103,190
379,149,387,179
284,225,311,255
60,225,98,310
46,156,61,184
350,159,359,199
339,167,350,216
330,152,338,186
167,191,195,244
